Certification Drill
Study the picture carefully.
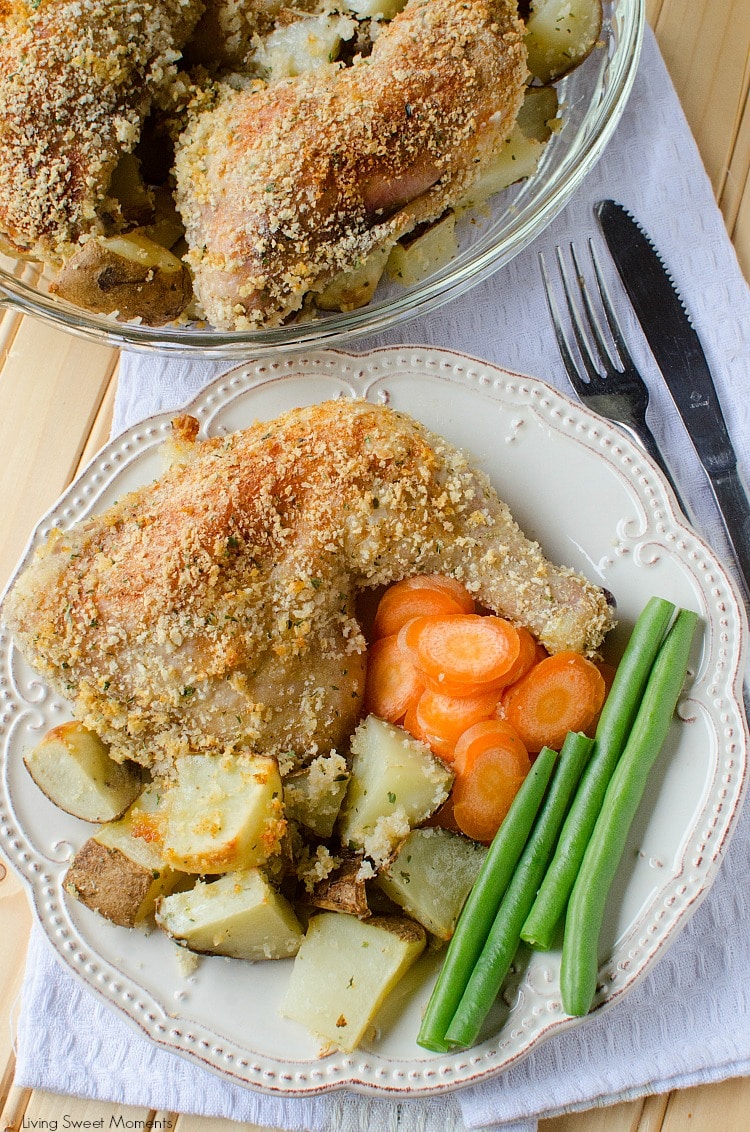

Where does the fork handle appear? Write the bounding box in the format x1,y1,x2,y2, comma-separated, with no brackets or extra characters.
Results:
621,419,688,517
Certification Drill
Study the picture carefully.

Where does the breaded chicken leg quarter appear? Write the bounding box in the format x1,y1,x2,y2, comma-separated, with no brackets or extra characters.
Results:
5,401,614,774
174,0,528,329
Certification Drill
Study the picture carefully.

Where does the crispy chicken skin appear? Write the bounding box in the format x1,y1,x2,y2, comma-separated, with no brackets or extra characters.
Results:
5,400,613,774
0,0,203,264
174,0,528,330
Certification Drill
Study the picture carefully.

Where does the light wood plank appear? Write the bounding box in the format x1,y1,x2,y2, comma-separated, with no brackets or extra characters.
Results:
635,1092,669,1132
651,0,750,198
661,1077,750,1131
541,1098,645,1132
0,320,118,589
0,869,31,1114
724,93,750,280
0,1084,32,1132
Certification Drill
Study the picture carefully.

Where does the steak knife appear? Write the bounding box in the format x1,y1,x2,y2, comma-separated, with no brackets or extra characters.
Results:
596,198,750,600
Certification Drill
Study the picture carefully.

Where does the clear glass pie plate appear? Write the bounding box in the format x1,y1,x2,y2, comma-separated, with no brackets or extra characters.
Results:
0,0,644,358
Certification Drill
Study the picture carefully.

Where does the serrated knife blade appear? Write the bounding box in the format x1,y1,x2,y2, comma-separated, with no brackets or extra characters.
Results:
595,198,750,600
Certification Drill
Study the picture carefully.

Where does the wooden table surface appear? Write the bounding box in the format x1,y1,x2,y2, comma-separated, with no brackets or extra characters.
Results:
1,2,749,1129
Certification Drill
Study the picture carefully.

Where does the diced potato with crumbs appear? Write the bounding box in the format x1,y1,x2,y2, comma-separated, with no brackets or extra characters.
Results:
162,753,285,874
64,787,186,927
281,912,426,1051
156,869,303,960
337,716,453,853
387,213,457,288
251,13,357,81
283,751,349,839
377,827,486,940
524,0,603,84
50,232,193,326
343,0,406,17
316,245,391,312
24,721,143,823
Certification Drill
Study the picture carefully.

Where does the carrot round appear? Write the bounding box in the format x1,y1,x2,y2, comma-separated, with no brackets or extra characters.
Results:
501,651,606,752
372,575,474,638
453,718,529,774
363,633,423,723
451,720,531,843
497,625,543,688
415,687,500,762
399,614,521,696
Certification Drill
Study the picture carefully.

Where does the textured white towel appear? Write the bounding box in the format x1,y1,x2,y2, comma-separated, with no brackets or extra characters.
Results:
15,27,750,1132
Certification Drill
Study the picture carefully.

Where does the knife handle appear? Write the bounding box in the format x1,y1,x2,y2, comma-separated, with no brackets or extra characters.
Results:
709,467,750,602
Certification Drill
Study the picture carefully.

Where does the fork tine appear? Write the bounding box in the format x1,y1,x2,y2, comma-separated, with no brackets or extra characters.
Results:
553,246,603,384
585,238,640,374
568,242,622,374
539,250,598,394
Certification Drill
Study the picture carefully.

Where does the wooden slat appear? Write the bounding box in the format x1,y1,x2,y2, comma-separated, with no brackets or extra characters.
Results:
650,0,750,199
541,1098,645,1131
661,1078,750,1131
0,320,118,589
0,870,31,1115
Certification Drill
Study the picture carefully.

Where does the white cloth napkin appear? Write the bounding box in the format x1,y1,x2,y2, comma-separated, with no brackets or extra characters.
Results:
15,26,750,1132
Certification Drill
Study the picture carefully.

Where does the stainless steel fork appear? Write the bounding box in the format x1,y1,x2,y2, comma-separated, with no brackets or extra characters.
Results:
540,240,687,515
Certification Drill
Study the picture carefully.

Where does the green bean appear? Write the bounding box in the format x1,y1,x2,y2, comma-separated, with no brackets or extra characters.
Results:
416,746,557,1052
444,732,594,1048
520,596,676,950
560,608,699,1016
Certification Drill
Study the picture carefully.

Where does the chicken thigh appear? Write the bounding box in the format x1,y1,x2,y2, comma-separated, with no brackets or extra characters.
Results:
174,0,528,329
5,400,614,774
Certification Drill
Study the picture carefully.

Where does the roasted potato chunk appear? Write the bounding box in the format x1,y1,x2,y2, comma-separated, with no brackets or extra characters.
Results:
337,716,453,856
24,721,142,823
156,869,304,960
50,232,192,325
64,788,186,928
281,912,426,1051
524,0,603,84
162,753,286,874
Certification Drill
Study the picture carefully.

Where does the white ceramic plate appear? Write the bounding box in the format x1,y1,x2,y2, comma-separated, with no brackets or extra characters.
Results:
1,346,747,1097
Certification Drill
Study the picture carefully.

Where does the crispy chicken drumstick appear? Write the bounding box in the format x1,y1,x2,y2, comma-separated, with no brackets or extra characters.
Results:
5,400,613,774
174,0,528,329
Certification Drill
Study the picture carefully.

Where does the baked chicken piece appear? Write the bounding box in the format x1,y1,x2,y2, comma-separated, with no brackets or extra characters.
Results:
173,0,528,329
5,400,614,775
0,0,203,264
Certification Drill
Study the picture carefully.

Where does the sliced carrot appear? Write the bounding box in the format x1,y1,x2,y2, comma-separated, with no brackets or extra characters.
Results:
453,718,530,776
450,722,531,843
501,650,607,752
415,687,500,762
497,625,543,688
424,793,462,834
364,633,424,723
398,614,521,696
372,574,474,639
402,698,428,743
